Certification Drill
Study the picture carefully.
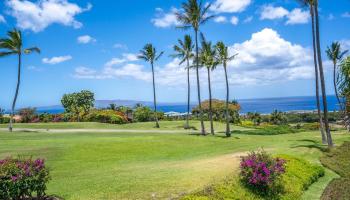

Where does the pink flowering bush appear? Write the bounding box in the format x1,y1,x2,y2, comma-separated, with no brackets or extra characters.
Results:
240,150,286,195
0,157,50,199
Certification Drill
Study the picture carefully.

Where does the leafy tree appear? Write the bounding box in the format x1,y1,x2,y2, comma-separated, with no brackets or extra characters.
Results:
199,34,219,135
108,103,117,111
138,44,163,128
326,42,348,110
18,107,37,123
216,41,237,137
176,0,214,135
270,110,287,125
247,112,262,126
61,90,95,122
172,35,194,129
338,57,350,128
297,0,328,145
133,106,153,122
0,29,40,132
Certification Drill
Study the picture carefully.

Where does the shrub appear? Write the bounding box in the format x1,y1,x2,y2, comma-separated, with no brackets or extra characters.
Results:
86,109,128,124
321,178,350,200
240,151,286,196
19,108,37,123
0,157,50,199
133,106,153,122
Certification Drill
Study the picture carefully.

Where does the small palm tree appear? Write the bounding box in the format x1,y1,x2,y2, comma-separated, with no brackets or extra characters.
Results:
199,34,218,135
326,42,348,110
138,44,163,128
216,41,237,137
172,35,194,129
0,29,40,132
176,0,214,135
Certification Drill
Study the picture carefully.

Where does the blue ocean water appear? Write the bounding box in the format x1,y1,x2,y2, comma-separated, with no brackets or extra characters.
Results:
34,96,340,114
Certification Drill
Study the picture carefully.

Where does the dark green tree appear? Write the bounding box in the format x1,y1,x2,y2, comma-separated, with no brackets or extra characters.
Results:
61,90,95,122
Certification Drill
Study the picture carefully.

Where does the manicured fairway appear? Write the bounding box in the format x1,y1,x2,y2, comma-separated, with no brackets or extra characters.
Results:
0,121,349,200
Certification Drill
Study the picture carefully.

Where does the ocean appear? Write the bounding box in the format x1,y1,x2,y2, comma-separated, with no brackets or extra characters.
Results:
33,96,340,115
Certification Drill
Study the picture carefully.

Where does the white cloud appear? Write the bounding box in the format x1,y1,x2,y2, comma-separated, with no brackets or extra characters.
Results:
0,15,6,23
27,66,42,72
286,8,309,25
243,16,253,23
342,12,350,18
340,40,350,52
5,0,91,32
105,53,139,67
230,16,239,25
214,16,227,23
74,28,316,87
77,35,96,44
327,14,335,21
113,43,128,50
210,0,251,13
260,5,309,25
42,55,72,64
260,5,289,20
151,7,180,28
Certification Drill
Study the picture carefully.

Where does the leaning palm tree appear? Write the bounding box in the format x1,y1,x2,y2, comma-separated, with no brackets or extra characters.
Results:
172,35,194,129
215,41,237,137
199,34,218,135
314,0,334,147
0,29,40,132
297,0,328,145
176,0,214,135
138,44,163,128
326,42,348,110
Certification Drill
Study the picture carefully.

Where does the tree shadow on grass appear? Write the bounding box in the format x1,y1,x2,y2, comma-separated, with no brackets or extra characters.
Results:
187,133,240,139
291,139,329,152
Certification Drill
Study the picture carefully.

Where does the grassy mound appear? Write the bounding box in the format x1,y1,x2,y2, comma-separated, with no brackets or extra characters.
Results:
320,142,350,200
181,155,324,200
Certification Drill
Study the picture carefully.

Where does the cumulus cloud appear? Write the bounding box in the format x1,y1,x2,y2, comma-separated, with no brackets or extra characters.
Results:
74,28,316,87
340,40,350,52
42,55,72,64
210,0,251,13
105,53,139,67
0,15,6,23
5,0,91,32
230,16,239,25
77,35,96,44
214,16,227,23
113,43,128,50
151,7,180,28
243,16,253,23
260,5,309,25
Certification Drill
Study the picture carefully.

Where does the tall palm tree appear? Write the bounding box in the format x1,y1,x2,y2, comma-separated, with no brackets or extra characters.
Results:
326,42,348,110
199,34,218,135
0,29,40,132
297,0,327,144
138,44,163,128
172,35,194,129
215,41,237,137
314,0,334,147
176,0,214,135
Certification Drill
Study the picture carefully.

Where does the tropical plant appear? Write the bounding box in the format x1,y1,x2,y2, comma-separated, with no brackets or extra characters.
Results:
270,110,287,125
0,29,40,132
172,35,194,129
247,112,262,126
18,107,37,123
138,44,163,128
176,0,214,135
297,0,330,145
326,42,348,110
199,34,218,135
216,41,237,136
338,57,350,128
61,90,95,122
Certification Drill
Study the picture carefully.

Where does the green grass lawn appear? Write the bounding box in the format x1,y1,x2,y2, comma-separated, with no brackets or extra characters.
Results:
0,121,349,200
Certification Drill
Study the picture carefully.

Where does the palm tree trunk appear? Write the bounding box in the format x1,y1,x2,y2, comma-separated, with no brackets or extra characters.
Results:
195,30,206,135
151,62,160,128
9,53,22,132
207,68,214,135
311,5,327,144
333,62,342,111
314,2,333,147
185,58,191,129
224,63,231,137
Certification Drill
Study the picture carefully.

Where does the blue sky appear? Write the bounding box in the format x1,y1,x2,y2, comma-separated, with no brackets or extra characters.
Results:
0,0,349,108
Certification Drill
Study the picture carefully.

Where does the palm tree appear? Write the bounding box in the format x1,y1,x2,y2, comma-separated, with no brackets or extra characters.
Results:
138,44,163,128
0,29,40,132
176,0,214,135
314,0,334,147
297,0,327,144
199,34,218,135
326,42,348,110
172,35,194,129
216,41,237,137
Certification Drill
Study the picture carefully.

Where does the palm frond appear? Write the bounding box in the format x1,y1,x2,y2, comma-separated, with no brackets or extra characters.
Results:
0,51,16,57
24,47,40,54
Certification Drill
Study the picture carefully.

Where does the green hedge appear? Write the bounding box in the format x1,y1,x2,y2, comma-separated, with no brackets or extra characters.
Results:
182,155,324,200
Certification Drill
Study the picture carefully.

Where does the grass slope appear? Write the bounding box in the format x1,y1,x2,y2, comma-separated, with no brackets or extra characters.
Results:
0,121,349,199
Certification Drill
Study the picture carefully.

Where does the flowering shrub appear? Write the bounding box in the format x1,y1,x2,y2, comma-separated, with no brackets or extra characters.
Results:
240,150,286,195
86,109,128,124
0,157,50,199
